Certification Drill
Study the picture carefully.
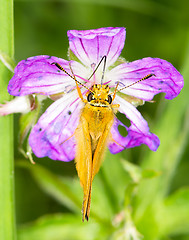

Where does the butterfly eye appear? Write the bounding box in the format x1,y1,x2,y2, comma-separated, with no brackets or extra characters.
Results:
87,92,94,102
107,95,112,104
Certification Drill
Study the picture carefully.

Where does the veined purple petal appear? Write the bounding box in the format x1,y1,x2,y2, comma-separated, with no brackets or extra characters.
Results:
68,27,126,68
108,57,184,101
29,91,83,161
108,95,160,153
8,55,87,96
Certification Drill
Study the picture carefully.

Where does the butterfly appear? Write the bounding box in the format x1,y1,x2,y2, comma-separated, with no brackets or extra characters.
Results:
52,56,154,221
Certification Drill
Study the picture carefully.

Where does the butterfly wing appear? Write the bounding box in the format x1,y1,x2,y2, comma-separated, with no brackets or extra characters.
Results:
75,114,92,221
75,107,114,221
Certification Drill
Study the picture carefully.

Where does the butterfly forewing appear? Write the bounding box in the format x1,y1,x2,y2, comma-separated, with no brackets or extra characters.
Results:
74,85,114,221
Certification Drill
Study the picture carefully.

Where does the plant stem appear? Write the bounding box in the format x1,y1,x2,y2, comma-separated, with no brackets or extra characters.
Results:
0,0,16,239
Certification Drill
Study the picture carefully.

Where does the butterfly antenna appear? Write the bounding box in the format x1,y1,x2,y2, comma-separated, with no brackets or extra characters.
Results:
87,55,107,86
51,62,94,94
114,73,156,94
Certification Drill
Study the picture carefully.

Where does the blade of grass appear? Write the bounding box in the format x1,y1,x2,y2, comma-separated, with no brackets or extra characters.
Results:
0,0,16,239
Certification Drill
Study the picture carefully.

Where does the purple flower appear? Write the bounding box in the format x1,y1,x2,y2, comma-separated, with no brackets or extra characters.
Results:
7,27,183,161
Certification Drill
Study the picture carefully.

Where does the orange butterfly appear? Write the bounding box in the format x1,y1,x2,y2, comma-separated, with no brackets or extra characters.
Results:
53,57,154,221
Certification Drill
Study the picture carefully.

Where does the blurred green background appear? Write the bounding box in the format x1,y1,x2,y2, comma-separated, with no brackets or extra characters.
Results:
7,0,189,239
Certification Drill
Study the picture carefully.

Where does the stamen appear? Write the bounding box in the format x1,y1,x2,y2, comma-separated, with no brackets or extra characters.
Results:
103,80,111,85
75,75,90,83
91,63,96,84
101,55,107,85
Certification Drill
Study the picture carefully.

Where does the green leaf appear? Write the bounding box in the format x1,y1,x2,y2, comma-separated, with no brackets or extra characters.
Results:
121,159,142,183
158,188,189,236
141,169,161,179
121,159,161,183
17,213,107,240
16,161,81,213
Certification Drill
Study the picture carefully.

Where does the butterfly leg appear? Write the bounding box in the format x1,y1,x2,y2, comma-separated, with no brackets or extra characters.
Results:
60,132,75,145
109,134,125,150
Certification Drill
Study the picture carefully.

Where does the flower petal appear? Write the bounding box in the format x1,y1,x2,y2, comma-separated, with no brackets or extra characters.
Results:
29,91,83,161
108,57,184,100
0,96,31,116
108,95,160,153
68,27,126,68
8,55,87,96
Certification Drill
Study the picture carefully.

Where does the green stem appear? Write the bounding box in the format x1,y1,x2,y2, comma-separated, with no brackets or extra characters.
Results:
0,0,16,239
